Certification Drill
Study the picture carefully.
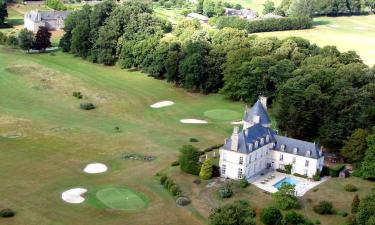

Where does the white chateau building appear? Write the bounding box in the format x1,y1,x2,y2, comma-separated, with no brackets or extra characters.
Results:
24,10,70,32
219,97,324,180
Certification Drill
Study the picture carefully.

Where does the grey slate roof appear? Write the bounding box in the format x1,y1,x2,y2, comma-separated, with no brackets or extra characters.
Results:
273,135,322,159
224,8,257,19
26,10,70,22
223,124,276,154
187,13,209,22
243,100,271,126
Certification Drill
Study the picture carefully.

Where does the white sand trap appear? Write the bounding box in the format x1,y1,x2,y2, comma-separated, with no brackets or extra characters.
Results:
354,26,368,30
84,163,108,174
180,119,208,124
61,188,87,204
329,24,339,28
231,121,243,125
150,101,174,108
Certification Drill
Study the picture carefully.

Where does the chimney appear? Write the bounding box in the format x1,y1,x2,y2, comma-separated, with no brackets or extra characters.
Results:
231,126,239,151
259,96,267,110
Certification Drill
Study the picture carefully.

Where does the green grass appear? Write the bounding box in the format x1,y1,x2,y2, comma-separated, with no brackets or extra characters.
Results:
256,15,375,66
95,187,149,211
0,47,243,225
203,109,242,121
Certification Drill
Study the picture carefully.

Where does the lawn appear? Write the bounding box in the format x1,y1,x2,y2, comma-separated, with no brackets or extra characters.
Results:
219,0,283,14
256,15,375,66
0,47,243,225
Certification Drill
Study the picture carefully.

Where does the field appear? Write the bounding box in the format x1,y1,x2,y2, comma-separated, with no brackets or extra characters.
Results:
0,46,243,225
256,15,375,66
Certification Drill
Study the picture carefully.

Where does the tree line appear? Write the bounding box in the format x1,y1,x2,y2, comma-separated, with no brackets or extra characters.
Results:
0,0,8,28
60,1,374,157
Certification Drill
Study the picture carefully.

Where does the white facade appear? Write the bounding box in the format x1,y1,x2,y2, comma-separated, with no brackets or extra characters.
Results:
24,11,69,32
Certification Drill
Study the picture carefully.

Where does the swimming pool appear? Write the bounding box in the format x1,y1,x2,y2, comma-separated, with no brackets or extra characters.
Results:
273,177,299,189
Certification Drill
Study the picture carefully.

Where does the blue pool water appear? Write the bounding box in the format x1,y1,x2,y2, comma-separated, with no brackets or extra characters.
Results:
273,177,299,189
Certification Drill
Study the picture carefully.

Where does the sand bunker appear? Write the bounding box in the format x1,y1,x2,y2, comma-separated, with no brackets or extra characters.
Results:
84,163,108,174
150,101,174,108
180,119,208,124
231,121,243,125
354,26,368,30
61,188,87,204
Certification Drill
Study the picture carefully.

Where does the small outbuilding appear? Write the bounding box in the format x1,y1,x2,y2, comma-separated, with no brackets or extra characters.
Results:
186,12,209,23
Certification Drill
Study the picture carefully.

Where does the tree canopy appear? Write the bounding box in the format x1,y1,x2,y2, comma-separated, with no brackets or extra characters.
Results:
209,200,256,225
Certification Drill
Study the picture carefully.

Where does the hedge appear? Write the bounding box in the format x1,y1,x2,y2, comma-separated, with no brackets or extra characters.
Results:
159,174,182,197
214,16,313,33
329,164,345,177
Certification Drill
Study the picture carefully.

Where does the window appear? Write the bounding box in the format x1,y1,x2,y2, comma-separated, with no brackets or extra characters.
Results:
281,144,286,151
305,160,309,167
221,164,226,175
238,168,243,179
292,157,296,164
306,150,311,157
304,169,308,176
239,157,243,165
260,138,264,145
222,152,227,161
249,155,252,164
279,154,283,161
293,147,298,154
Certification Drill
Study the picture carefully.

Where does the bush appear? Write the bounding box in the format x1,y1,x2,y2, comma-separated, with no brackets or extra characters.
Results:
199,159,213,180
160,175,168,185
189,137,199,142
171,161,180,166
285,164,292,174
176,196,191,206
293,173,308,178
313,175,321,181
201,144,222,153
313,201,334,214
80,102,95,110
272,183,299,210
276,168,287,173
219,184,233,198
337,210,348,217
0,208,15,218
238,177,249,188
159,175,182,197
329,164,345,177
314,219,321,224
344,184,358,192
260,206,282,225
193,179,201,184
179,145,201,175
281,211,306,225
73,91,83,99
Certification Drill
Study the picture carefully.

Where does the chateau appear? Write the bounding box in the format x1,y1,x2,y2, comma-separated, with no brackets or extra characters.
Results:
24,10,70,32
219,97,324,180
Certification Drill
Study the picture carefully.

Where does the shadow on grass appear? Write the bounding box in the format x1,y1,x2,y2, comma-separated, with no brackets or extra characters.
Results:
8,18,24,26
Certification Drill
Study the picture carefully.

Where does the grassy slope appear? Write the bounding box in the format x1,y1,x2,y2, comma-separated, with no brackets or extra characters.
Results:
0,47,243,225
256,15,375,66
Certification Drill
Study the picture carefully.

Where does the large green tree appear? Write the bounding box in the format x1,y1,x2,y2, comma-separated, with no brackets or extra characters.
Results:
0,0,7,26
34,26,51,50
357,128,375,179
209,200,256,225
260,206,283,225
356,191,375,225
17,29,34,51
272,183,299,210
178,145,201,175
199,158,213,180
341,128,368,163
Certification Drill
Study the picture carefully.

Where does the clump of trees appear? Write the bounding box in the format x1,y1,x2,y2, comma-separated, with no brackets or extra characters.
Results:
0,0,8,27
159,174,182,197
313,201,334,214
209,200,256,225
46,0,67,11
214,16,312,33
272,183,299,210
349,191,375,225
178,145,201,175
0,27,51,51
354,127,375,180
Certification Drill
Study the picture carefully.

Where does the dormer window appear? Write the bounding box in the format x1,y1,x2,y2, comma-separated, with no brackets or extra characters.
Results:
280,144,285,151
293,147,298,154
266,135,270,142
254,141,259,149
248,143,253,151
306,150,311,157
260,138,264,146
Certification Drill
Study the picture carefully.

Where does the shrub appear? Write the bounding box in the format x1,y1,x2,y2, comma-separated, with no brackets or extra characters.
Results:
314,219,321,224
321,166,330,177
199,159,213,180
80,102,95,110
293,173,308,178
169,184,181,196
281,211,306,225
337,210,348,217
329,164,345,177
276,168,287,173
313,174,321,181
344,184,358,192
351,194,360,214
6,35,18,47
284,164,292,174
73,91,83,99
189,137,199,142
260,206,282,225
176,196,191,206
0,208,15,218
193,179,201,184
313,201,334,214
160,175,168,185
272,183,299,210
209,200,256,225
218,184,233,198
171,161,180,166
238,177,249,188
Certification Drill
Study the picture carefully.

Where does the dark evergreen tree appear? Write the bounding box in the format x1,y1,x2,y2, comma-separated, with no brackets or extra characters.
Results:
34,26,51,50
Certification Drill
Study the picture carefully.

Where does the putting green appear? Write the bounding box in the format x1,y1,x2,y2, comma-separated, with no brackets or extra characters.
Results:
204,109,242,121
96,187,148,211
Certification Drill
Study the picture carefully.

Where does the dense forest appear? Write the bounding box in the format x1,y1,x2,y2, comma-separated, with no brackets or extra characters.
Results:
57,0,375,177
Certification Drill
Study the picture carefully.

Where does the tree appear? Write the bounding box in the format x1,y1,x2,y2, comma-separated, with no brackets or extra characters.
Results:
178,145,201,175
341,129,368,163
272,183,299,210
281,211,306,225
263,0,276,14
46,0,67,10
18,29,34,51
260,206,283,225
209,200,256,225
352,194,360,214
358,128,375,179
199,159,213,179
356,192,375,225
0,0,7,26
34,26,51,50
287,0,314,17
